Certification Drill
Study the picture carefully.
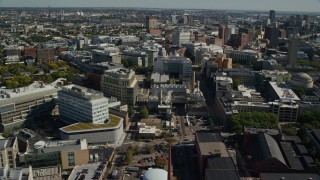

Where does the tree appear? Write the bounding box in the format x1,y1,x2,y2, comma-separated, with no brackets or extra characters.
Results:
121,59,130,68
134,145,141,155
128,106,133,117
154,156,167,168
26,66,37,74
229,112,279,134
145,144,153,154
2,131,10,138
125,145,134,164
252,61,263,71
208,116,214,128
298,108,320,136
116,39,122,46
184,48,193,59
232,78,240,90
282,124,297,136
165,137,176,146
140,105,149,119
47,62,59,70
293,88,305,98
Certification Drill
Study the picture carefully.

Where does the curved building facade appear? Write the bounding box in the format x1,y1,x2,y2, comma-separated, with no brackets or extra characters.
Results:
59,115,124,144
289,72,313,89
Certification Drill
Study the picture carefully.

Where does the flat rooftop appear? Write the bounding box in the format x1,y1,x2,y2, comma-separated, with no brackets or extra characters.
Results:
61,114,122,133
0,79,64,105
60,84,105,101
196,132,222,143
205,170,240,180
198,142,229,157
207,157,236,170
139,126,156,134
244,127,280,136
68,162,106,180
260,173,320,180
269,81,300,101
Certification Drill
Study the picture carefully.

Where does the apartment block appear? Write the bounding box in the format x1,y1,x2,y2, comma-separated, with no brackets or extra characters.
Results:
101,68,138,105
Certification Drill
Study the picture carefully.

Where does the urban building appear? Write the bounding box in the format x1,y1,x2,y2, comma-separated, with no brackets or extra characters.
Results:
68,162,108,180
172,28,191,46
78,61,123,90
270,10,276,24
260,173,320,180
224,49,260,64
57,84,109,124
23,47,37,59
205,157,240,180
122,50,149,67
224,68,255,85
91,48,121,64
3,46,23,57
195,45,223,65
101,68,138,105
264,26,279,48
153,55,192,79
138,122,158,138
288,36,300,67
209,55,232,70
213,73,233,99
0,79,64,131
20,139,88,169
3,166,61,180
218,25,230,45
36,48,56,64
59,114,124,144
150,73,170,85
143,168,168,180
109,105,129,128
195,132,232,180
0,137,19,169
4,56,21,65
289,72,314,89
266,81,300,102
146,16,158,29
250,133,289,173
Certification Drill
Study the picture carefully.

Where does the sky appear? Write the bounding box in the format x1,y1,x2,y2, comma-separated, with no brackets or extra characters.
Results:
0,0,319,12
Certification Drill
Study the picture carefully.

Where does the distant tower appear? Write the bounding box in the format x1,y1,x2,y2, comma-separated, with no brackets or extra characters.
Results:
48,5,51,18
269,10,276,24
146,16,158,29
288,35,300,67
264,26,279,48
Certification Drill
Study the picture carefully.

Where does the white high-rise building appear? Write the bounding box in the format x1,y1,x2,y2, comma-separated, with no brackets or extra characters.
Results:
172,28,191,46
57,85,109,124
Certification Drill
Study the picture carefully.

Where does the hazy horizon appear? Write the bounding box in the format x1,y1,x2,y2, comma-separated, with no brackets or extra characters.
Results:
0,0,319,12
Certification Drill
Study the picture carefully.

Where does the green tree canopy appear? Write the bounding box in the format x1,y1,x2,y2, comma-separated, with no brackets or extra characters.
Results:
232,78,240,90
26,66,37,74
298,108,320,136
140,105,149,119
229,112,279,133
128,106,133,117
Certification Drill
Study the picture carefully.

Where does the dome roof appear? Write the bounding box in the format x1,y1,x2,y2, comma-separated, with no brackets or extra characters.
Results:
291,72,313,82
289,72,314,89
143,169,168,180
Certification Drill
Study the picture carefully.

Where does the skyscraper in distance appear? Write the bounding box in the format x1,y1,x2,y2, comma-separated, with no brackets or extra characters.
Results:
269,10,275,24
288,35,300,67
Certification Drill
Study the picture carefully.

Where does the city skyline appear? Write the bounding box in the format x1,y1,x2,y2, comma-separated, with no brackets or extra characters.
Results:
0,0,320,12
